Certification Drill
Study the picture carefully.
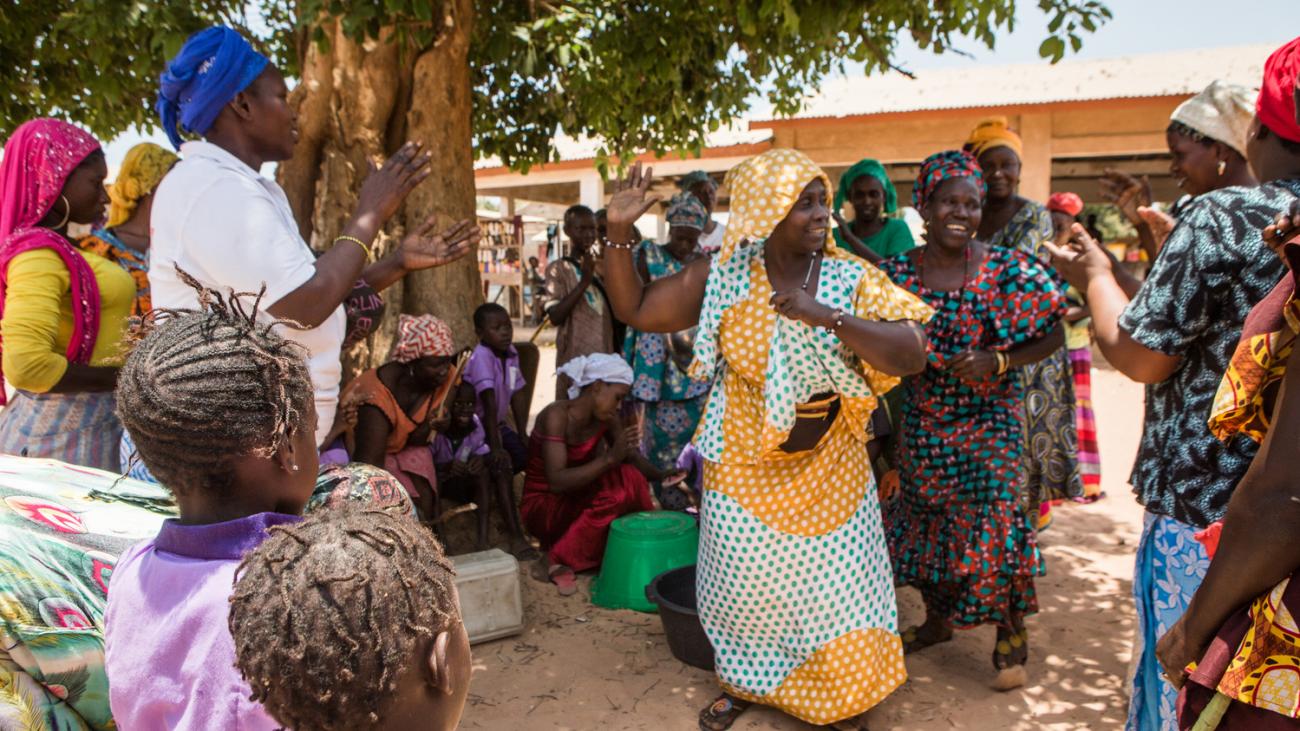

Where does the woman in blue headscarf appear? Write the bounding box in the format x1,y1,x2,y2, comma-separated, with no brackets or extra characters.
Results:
141,26,478,464
832,158,917,263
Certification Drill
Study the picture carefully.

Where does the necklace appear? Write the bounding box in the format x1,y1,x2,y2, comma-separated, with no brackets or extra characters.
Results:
800,250,821,291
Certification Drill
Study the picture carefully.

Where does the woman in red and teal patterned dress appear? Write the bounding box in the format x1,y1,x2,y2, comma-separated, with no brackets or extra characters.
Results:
879,150,1067,690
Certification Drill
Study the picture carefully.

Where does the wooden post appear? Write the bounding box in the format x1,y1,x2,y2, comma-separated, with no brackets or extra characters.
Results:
1018,111,1054,204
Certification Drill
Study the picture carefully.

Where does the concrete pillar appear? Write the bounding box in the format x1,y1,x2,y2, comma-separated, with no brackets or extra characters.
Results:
578,170,605,209
505,196,516,217
1018,112,1053,204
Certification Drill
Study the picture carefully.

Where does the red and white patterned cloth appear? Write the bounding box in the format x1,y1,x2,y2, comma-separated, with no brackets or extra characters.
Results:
390,314,454,363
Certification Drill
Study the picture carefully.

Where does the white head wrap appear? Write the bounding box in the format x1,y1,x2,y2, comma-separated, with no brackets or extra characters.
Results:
1171,80,1258,158
557,353,634,399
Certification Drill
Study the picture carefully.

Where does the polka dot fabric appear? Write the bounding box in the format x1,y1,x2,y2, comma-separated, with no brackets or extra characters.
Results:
698,490,906,725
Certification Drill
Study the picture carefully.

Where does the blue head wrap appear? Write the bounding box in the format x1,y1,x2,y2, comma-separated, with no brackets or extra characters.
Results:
665,192,709,231
156,27,269,149
678,170,715,191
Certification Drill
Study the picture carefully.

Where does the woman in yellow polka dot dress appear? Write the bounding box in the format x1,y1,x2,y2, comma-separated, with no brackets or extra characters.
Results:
601,152,933,731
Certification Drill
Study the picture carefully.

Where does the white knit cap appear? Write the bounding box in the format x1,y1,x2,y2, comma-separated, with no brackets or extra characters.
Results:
1170,80,1258,158
557,353,634,399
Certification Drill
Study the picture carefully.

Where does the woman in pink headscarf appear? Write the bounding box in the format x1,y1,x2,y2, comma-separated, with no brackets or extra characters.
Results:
336,314,459,525
0,119,136,470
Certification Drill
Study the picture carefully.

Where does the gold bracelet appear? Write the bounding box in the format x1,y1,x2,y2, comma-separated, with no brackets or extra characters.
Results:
335,235,373,262
995,351,1009,375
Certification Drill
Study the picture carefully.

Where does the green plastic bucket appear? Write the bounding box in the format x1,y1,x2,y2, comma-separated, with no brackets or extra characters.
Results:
592,511,699,612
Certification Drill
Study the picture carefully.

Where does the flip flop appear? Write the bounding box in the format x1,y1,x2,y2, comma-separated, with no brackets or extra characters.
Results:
991,628,1029,690
548,563,578,596
698,694,750,731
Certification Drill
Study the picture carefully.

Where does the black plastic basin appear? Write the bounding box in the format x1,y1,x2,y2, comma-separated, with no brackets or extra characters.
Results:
645,564,715,671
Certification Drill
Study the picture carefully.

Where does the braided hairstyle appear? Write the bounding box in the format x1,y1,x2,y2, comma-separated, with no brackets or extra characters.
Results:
228,504,460,730
115,271,313,494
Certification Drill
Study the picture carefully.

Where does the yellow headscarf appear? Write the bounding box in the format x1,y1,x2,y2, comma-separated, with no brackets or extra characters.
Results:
963,116,1024,159
716,148,846,264
107,142,179,228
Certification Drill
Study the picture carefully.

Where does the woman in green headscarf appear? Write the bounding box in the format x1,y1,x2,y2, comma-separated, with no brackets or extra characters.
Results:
832,158,917,263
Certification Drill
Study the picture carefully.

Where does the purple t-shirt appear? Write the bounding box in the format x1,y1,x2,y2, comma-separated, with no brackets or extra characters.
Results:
464,342,525,426
431,414,491,466
105,512,300,731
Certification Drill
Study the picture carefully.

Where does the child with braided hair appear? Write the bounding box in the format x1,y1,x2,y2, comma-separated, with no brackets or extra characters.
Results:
104,275,323,730
228,503,471,731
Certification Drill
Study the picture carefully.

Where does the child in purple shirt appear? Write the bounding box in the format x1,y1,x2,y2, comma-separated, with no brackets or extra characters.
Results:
104,288,324,730
465,303,530,473
434,382,537,558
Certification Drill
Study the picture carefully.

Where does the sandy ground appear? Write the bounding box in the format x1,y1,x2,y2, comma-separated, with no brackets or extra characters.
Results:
459,341,1147,730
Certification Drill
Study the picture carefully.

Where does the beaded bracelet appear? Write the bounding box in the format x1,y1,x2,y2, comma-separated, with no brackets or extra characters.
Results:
601,236,638,251
335,235,373,262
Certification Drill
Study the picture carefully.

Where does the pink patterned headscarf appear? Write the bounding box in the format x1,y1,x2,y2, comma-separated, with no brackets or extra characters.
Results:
0,118,103,404
389,314,455,363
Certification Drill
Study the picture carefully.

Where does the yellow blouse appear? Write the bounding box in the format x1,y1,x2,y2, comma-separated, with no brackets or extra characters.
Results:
1,248,135,392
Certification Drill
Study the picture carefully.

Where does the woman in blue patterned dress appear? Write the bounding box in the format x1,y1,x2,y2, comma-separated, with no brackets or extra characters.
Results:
623,193,711,509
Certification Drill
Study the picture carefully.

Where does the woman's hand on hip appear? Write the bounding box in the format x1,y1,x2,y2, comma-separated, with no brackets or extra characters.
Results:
355,141,433,225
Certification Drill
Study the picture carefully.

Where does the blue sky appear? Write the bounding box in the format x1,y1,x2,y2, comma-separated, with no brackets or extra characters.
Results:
106,1,1299,168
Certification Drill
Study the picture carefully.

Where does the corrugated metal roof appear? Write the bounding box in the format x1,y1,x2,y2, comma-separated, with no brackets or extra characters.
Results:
757,44,1274,123
475,126,772,169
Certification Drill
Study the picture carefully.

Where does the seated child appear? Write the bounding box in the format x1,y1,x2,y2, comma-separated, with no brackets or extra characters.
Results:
522,354,680,595
342,314,457,523
464,303,530,475
228,504,471,731
104,286,325,730
433,382,536,557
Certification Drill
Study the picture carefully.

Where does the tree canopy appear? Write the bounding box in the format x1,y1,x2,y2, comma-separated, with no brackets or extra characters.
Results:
2,0,1111,169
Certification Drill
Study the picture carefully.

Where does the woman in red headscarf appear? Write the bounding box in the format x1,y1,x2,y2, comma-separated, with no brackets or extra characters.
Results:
0,119,136,470
1046,192,1103,502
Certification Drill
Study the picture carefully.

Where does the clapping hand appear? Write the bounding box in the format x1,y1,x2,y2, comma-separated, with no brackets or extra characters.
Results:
1041,223,1113,291
1137,206,1178,251
398,214,479,272
606,162,661,231
356,142,433,224
1264,200,1300,266
1099,168,1152,226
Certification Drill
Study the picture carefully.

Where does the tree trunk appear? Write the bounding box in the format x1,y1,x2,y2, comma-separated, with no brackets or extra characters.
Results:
277,5,482,381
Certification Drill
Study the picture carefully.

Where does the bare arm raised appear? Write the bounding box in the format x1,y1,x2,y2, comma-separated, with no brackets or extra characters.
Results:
601,164,711,334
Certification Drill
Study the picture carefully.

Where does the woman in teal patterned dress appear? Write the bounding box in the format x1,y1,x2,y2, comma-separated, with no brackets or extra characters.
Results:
623,193,711,508
880,150,1066,689
965,118,1083,528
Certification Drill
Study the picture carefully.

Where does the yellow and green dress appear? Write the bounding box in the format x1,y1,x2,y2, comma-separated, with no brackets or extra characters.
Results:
687,149,932,725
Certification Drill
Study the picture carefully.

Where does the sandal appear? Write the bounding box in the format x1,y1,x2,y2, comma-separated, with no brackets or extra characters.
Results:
698,694,750,731
991,628,1029,691
548,563,578,596
901,623,953,654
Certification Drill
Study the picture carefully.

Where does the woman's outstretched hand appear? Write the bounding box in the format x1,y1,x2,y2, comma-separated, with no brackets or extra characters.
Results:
1099,168,1152,227
356,142,433,224
606,162,661,232
397,214,479,272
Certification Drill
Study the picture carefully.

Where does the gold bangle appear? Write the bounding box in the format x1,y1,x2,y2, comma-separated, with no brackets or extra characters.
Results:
995,351,1009,375
335,235,373,262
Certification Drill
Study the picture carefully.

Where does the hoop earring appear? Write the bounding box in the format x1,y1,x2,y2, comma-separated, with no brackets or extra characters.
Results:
52,195,71,229
1217,160,1227,177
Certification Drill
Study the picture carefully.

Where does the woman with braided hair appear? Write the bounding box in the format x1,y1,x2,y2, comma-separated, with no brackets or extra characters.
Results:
228,504,471,731
104,276,324,730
